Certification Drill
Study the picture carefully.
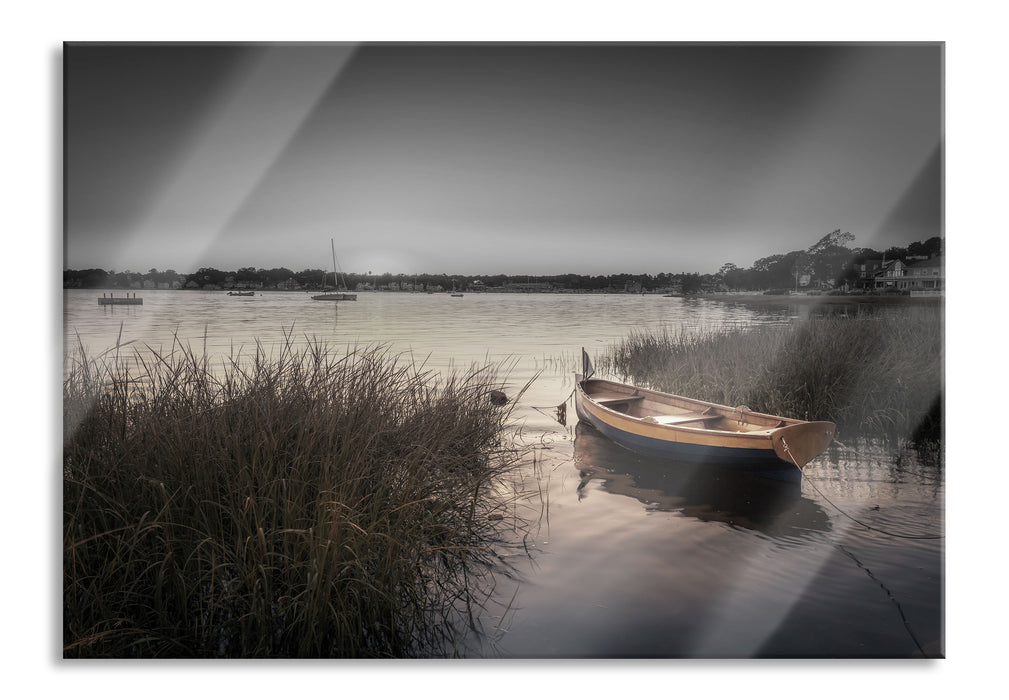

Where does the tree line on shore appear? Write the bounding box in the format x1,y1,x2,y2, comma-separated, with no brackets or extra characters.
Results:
63,233,943,294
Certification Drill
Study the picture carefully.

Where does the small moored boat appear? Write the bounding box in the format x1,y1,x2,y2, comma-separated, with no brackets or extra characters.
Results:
574,350,834,479
312,292,357,301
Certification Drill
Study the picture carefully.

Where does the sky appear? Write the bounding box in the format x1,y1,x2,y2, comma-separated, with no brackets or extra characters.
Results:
65,42,942,276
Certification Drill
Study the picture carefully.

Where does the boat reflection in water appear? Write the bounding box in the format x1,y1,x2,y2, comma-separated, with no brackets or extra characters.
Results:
573,422,829,539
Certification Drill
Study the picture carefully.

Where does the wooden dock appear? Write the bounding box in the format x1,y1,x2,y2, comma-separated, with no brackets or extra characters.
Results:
98,294,143,305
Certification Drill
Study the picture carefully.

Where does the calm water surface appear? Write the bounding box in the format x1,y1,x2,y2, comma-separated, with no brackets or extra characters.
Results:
62,290,944,658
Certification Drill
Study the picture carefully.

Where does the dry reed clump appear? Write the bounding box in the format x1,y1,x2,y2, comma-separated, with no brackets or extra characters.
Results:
602,306,942,447
63,338,531,658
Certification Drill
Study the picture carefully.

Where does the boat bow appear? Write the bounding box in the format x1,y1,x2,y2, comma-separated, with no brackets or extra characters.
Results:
771,421,836,468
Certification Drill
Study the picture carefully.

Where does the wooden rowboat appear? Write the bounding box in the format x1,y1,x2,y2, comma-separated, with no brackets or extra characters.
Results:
574,351,834,480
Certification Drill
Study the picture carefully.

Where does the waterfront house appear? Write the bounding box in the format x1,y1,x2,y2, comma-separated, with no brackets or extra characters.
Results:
873,259,908,290
872,255,944,294
906,256,944,294
853,259,886,290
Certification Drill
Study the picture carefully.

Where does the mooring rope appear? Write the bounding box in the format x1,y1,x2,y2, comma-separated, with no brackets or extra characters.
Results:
781,439,940,655
801,475,943,540
836,543,929,656
531,388,575,423
778,437,943,541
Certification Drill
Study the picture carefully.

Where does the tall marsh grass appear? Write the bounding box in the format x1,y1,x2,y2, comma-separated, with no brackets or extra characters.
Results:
601,306,942,448
64,338,531,657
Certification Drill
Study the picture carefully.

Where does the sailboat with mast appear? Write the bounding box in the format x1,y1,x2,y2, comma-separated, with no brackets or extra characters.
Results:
312,238,357,301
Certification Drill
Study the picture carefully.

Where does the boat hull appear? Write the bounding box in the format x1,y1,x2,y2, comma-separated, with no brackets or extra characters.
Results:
574,375,834,480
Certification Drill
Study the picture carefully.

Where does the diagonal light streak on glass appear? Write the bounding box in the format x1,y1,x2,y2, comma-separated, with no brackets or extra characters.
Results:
118,45,358,275
687,111,940,654
690,512,857,656
67,46,359,441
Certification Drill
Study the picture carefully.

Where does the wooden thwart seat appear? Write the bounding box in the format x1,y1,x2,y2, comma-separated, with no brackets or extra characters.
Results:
744,420,787,434
643,411,720,425
595,395,645,406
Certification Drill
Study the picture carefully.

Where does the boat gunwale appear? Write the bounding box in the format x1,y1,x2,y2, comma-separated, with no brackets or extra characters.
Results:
577,376,799,438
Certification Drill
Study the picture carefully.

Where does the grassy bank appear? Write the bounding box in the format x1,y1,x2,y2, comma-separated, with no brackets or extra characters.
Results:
600,306,942,449
64,339,530,658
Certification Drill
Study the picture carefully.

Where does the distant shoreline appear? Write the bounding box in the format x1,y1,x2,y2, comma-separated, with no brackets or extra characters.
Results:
67,287,944,303
697,292,944,305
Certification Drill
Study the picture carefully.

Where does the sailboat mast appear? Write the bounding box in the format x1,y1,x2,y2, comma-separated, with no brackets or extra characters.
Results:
330,238,339,289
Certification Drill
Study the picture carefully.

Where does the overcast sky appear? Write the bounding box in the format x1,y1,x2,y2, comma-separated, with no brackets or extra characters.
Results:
65,42,941,276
